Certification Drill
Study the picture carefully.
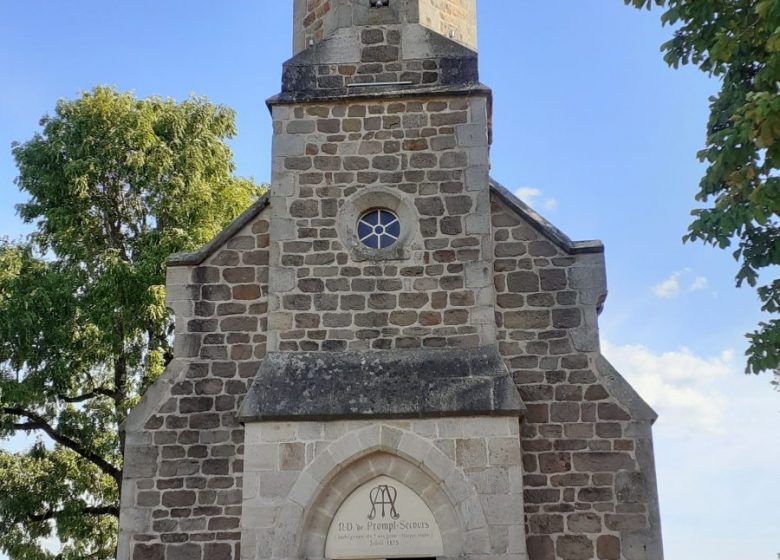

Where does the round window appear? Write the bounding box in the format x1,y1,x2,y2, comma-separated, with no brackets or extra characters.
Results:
357,208,401,250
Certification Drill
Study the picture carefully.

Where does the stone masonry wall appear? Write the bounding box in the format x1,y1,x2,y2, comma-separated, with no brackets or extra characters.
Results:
283,25,478,95
119,214,270,560
119,193,662,560
295,0,331,53
491,196,661,560
241,417,526,559
292,0,478,55
418,0,477,50
267,93,495,352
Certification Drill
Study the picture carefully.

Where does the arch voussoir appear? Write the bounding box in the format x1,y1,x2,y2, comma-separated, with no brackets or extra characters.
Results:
268,423,490,560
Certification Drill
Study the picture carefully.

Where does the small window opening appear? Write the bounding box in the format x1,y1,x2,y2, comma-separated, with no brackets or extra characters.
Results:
357,208,400,250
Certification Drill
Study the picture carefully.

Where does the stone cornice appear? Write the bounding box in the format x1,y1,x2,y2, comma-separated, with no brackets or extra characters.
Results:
237,346,525,422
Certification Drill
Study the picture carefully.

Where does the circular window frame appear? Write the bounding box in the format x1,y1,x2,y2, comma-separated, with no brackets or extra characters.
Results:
357,208,401,250
338,187,418,262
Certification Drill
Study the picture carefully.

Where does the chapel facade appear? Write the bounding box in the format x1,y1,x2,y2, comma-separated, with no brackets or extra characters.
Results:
117,1,664,559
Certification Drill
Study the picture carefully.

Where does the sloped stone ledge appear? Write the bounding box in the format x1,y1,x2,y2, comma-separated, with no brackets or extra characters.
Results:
237,346,524,422
489,178,604,255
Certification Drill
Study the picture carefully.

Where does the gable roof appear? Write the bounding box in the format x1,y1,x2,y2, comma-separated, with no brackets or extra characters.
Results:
167,195,270,267
166,178,602,267
489,178,603,255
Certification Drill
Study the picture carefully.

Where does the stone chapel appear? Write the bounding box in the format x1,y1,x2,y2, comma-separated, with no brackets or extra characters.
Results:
117,1,664,559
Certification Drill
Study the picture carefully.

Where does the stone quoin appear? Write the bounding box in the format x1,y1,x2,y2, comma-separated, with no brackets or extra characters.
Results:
117,1,664,559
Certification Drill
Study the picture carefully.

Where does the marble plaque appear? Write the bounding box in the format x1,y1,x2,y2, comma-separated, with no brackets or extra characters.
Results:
325,476,444,559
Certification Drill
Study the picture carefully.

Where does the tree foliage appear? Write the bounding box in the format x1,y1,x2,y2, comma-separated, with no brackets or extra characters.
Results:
0,86,262,558
626,0,780,375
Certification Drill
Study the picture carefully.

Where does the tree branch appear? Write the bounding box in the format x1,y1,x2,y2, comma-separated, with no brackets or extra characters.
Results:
2,407,121,485
113,324,129,457
58,388,115,403
27,505,119,522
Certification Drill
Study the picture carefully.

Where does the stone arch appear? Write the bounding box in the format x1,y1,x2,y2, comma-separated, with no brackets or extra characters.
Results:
270,424,491,560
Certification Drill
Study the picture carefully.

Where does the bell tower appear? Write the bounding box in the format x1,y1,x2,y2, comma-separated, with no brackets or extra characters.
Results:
292,0,478,55
238,1,527,557
257,0,501,362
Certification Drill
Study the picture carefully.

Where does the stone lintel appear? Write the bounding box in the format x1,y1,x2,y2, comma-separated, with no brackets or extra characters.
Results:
237,346,524,422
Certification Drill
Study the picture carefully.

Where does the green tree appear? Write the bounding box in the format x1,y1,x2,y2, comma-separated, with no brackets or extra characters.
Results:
0,86,262,559
626,0,780,376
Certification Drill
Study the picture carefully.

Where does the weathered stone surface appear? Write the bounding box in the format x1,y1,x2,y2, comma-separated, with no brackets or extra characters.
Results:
529,514,564,534
238,347,523,421
132,544,163,560
557,535,595,560
456,438,487,467
527,535,555,560
124,446,158,479
568,513,602,533
203,543,232,560
616,471,648,503
597,535,621,560
573,453,635,472
166,543,201,560
539,452,571,474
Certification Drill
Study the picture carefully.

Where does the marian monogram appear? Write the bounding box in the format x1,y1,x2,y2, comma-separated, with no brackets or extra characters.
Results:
367,484,400,520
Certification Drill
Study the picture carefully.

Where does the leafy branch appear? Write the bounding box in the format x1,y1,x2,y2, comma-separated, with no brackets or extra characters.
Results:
626,0,780,375
2,407,121,484
27,505,119,522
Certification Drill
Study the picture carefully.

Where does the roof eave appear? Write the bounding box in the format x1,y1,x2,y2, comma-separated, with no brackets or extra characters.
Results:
489,177,603,255
167,195,270,267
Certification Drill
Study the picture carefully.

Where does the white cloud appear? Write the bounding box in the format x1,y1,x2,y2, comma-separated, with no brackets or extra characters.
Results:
602,340,735,435
653,270,712,299
690,276,708,291
515,187,542,202
652,272,681,299
514,187,558,212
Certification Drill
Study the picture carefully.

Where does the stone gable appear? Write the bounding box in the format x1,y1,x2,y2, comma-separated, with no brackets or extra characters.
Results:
119,184,662,560
118,204,270,560
490,188,662,560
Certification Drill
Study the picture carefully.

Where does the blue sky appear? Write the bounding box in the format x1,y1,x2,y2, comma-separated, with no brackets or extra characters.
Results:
0,2,777,559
